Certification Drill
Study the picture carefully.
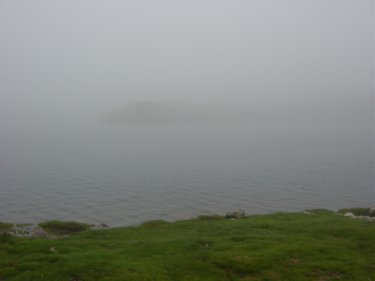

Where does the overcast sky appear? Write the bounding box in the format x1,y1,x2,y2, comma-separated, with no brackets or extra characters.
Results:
0,0,373,122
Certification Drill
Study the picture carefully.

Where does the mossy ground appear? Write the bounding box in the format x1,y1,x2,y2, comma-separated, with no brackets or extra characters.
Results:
0,212,374,281
38,221,92,235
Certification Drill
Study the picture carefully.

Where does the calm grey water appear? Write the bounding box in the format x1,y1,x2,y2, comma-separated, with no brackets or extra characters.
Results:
0,121,374,226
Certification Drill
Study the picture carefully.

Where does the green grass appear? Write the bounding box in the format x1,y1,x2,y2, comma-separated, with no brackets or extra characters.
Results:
0,212,374,281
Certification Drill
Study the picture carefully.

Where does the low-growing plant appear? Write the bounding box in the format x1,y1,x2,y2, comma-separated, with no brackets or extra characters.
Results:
0,233,14,244
0,222,12,233
38,220,91,235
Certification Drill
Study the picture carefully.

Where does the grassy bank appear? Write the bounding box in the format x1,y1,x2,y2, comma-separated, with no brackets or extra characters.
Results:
0,211,374,281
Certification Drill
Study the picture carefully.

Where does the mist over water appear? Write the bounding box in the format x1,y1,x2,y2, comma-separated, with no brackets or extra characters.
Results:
0,0,374,225
0,120,374,225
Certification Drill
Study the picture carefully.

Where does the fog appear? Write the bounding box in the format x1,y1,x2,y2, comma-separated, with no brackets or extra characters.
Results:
0,1,374,225
0,0,373,124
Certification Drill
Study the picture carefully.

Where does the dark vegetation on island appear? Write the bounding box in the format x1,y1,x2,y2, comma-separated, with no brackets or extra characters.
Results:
0,208,374,281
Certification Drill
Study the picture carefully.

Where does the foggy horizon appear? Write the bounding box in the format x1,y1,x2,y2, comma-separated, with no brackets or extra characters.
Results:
0,0,374,124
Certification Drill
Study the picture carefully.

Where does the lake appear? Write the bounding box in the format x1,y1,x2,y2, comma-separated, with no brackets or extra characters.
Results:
0,121,374,226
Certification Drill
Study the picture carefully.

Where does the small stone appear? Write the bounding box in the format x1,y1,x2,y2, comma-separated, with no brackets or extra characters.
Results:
369,208,375,217
359,216,371,221
30,227,48,238
9,225,33,237
90,223,110,230
344,212,356,218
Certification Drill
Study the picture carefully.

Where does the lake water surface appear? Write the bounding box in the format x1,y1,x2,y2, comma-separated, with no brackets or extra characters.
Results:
0,121,374,226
